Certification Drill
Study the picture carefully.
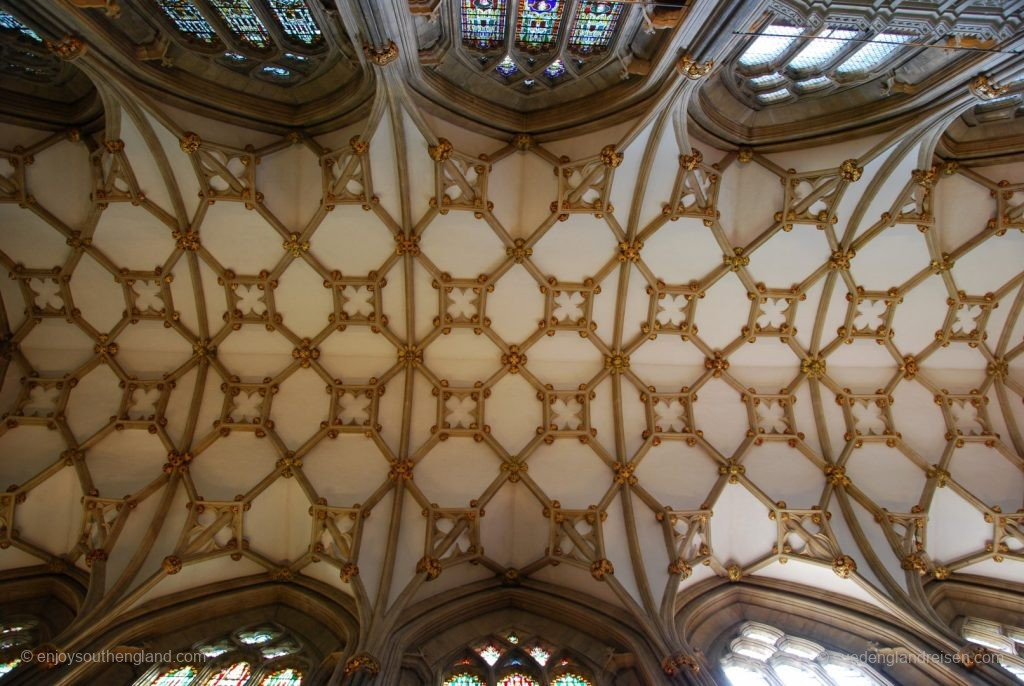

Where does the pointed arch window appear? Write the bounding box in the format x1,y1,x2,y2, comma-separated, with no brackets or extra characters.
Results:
567,1,622,55
209,0,271,48
267,1,321,45
721,622,890,686
462,0,508,51
135,623,309,686
515,0,565,51
446,632,597,686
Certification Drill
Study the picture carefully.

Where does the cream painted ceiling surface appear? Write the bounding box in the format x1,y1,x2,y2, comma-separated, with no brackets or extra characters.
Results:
0,13,1023,678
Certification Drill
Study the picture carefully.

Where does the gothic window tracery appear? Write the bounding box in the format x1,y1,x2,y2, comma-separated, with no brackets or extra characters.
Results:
457,0,625,89
721,622,889,685
733,19,916,106
445,633,595,686
136,624,307,686
962,618,1024,681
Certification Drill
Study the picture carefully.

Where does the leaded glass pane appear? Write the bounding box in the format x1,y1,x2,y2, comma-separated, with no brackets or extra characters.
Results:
516,0,564,50
237,628,276,645
156,1,218,44
822,660,882,685
444,674,484,686
498,674,537,686
568,2,622,55
496,54,519,77
738,25,802,67
794,75,832,92
544,58,565,78
835,33,910,75
477,644,503,665
723,663,772,686
150,666,197,686
785,28,858,71
259,668,303,686
757,88,790,104
461,0,507,50
268,1,321,45
748,73,786,89
528,646,550,665
0,660,20,678
551,675,591,686
204,662,250,686
0,10,39,41
209,0,271,48
997,656,1024,682
774,661,827,685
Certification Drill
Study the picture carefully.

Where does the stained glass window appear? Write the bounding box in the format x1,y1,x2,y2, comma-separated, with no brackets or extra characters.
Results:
477,644,503,666
498,675,537,686
444,675,484,686
516,0,564,50
543,58,565,78
785,27,858,71
0,10,40,41
209,0,271,48
261,65,292,77
461,0,507,50
496,55,519,77
0,660,20,677
259,668,303,686
204,662,251,686
738,24,802,67
156,1,218,44
528,646,550,666
268,1,321,45
150,666,197,686
223,51,247,61
238,629,276,645
261,641,300,659
568,1,621,54
552,676,591,686
835,33,910,75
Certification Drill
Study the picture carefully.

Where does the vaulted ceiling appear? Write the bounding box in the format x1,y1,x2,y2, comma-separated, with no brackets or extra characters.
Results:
0,0,1023,684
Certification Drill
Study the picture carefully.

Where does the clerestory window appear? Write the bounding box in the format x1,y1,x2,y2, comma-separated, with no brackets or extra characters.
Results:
962,617,1024,682
442,631,597,686
734,22,915,106
721,622,890,685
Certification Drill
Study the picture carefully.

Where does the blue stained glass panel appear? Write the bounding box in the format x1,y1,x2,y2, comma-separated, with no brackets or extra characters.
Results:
461,0,507,50
543,58,565,78
495,54,518,77
209,0,272,48
157,1,218,44
268,1,322,45
516,0,564,50
0,10,40,41
568,1,621,54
